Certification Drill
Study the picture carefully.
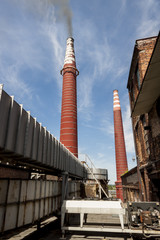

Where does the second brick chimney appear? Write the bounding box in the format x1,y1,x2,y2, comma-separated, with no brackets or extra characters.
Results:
113,90,128,201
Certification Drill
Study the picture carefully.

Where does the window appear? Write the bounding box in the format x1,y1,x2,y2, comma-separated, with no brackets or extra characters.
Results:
141,115,150,156
130,82,135,103
132,89,135,103
136,65,140,89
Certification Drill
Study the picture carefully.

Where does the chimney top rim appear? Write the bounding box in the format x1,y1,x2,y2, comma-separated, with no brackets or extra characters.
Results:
67,37,74,42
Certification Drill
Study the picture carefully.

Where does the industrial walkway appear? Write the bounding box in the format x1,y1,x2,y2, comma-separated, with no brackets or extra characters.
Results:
2,211,160,240
0,85,87,179
1,215,132,240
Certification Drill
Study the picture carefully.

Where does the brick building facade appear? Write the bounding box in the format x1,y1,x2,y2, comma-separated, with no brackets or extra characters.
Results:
127,33,160,201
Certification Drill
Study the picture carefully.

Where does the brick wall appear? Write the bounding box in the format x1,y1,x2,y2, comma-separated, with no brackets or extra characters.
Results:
128,37,157,166
149,100,160,160
129,37,157,111
137,38,157,79
127,36,160,201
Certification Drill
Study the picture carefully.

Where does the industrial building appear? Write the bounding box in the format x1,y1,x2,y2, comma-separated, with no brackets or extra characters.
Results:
0,38,109,238
124,32,160,201
1,34,160,239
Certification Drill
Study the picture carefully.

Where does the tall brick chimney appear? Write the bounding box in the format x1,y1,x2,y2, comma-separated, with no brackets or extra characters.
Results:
60,38,79,157
113,90,128,201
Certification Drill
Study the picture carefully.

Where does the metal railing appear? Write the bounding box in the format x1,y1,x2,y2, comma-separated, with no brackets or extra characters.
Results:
79,154,108,199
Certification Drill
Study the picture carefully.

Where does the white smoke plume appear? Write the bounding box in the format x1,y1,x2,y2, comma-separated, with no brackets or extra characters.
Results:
15,0,73,37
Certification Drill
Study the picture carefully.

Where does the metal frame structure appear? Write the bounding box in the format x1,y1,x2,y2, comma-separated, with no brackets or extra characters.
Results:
61,200,160,239
61,226,160,239
0,85,87,179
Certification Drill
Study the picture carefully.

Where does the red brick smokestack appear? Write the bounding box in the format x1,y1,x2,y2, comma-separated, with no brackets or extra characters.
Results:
60,38,79,157
113,90,128,201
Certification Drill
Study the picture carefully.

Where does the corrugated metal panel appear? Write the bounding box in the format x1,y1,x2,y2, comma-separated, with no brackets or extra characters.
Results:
0,179,81,233
50,135,55,167
59,143,62,170
24,113,34,159
17,203,25,227
42,127,47,165
5,99,20,152
16,107,28,156
57,141,60,169
31,119,40,161
61,145,64,171
53,138,58,169
37,125,44,164
46,133,51,166
63,147,67,171
0,88,11,149
66,150,70,173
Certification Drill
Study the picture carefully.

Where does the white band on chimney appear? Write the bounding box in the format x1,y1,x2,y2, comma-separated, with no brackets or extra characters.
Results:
64,38,76,65
113,95,119,99
114,104,121,108
113,90,121,111
114,100,120,103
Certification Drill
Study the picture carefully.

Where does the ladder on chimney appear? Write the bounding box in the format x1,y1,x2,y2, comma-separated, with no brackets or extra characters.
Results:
81,154,108,199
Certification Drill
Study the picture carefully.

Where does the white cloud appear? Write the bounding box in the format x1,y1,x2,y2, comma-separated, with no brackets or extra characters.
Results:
99,117,114,136
76,32,118,121
123,104,135,154
0,63,32,99
114,66,128,79
88,38,113,78
79,112,114,138
75,18,129,121
0,0,66,101
136,0,160,37
78,75,94,121
43,8,64,91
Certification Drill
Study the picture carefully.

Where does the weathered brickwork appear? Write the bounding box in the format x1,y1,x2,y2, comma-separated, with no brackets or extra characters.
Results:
127,36,160,201
133,114,151,164
121,167,140,202
138,39,157,79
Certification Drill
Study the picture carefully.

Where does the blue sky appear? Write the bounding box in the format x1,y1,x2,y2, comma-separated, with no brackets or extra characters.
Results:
0,0,160,184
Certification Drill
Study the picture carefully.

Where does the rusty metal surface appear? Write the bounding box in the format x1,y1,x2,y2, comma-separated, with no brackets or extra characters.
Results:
0,179,81,233
87,168,108,180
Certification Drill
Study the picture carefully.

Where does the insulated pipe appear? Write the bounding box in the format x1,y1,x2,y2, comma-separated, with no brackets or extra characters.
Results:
60,38,79,157
113,90,128,201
